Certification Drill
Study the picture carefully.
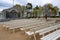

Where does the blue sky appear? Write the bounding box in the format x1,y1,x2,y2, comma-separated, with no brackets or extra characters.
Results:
0,0,60,11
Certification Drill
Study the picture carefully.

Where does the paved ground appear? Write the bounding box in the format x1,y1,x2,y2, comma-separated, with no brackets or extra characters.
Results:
0,18,60,40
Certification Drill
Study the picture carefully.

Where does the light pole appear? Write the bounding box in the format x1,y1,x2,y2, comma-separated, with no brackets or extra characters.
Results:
13,0,14,6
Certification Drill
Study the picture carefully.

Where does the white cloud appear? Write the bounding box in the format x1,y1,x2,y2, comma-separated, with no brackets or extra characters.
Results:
2,0,13,4
25,0,53,6
0,7,10,11
0,0,60,11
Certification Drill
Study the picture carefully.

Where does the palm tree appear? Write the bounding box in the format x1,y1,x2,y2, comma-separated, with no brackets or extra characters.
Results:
39,6,44,17
21,6,26,18
53,6,59,15
33,5,39,18
13,4,23,18
44,4,53,15
43,3,59,21
47,4,53,9
48,6,59,16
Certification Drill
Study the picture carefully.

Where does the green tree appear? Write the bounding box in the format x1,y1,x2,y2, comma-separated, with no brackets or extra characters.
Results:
26,3,32,18
26,3,32,9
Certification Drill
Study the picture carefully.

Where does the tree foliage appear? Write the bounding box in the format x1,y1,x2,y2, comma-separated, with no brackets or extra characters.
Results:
26,3,32,9
44,3,59,16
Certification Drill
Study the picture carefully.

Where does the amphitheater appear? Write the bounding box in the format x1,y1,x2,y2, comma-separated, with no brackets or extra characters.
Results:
0,18,60,40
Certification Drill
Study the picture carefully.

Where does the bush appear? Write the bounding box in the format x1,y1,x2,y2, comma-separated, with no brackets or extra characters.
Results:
48,16,60,18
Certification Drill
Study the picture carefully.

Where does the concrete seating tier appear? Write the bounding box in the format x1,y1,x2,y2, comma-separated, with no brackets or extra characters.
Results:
25,23,55,35
0,19,45,32
52,34,60,40
0,19,56,33
41,29,60,40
